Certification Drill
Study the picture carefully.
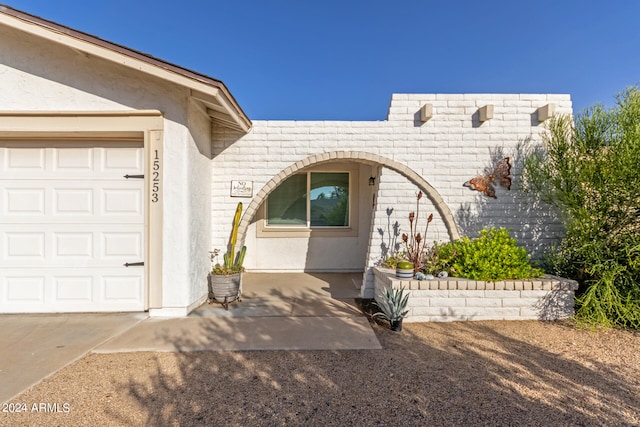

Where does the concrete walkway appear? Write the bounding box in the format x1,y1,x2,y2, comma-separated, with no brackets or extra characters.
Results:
1,273,381,402
94,315,379,353
96,272,381,353
0,312,145,403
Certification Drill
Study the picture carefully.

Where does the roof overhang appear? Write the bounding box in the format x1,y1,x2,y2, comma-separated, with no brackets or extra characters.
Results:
0,5,252,132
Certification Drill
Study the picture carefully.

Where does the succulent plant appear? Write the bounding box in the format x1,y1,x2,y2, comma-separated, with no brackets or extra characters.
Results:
373,287,409,322
211,202,247,275
396,260,414,270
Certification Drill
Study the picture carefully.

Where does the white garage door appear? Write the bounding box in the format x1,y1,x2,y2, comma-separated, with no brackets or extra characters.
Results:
0,142,145,313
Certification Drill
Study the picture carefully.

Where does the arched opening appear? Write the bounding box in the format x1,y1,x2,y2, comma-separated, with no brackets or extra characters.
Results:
236,151,460,298
238,151,460,246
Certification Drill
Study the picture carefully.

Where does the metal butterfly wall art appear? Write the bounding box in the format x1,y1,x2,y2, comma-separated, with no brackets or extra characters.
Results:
464,157,512,199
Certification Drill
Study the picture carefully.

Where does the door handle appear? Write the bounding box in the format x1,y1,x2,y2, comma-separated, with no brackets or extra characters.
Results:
124,262,144,267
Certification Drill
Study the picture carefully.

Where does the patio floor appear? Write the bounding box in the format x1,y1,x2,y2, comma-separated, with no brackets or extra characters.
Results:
191,272,364,318
93,272,381,353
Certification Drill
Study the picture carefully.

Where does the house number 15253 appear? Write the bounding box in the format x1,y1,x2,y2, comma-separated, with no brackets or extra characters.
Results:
152,149,160,203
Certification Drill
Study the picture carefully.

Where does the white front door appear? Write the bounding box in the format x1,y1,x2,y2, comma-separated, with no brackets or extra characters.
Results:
0,142,145,312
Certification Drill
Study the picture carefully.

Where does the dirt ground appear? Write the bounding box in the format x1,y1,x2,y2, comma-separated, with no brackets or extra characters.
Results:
2,319,639,427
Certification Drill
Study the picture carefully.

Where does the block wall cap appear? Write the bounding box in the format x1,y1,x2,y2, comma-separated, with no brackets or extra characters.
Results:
372,268,577,291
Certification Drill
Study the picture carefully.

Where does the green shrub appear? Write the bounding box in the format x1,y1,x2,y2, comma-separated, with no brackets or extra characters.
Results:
426,227,543,281
381,254,404,269
522,87,640,329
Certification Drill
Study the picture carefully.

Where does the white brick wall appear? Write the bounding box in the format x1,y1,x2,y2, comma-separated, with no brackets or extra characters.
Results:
373,267,578,322
211,94,572,297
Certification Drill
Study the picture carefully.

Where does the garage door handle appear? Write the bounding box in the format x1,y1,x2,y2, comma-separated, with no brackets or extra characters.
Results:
124,262,144,267
124,174,144,179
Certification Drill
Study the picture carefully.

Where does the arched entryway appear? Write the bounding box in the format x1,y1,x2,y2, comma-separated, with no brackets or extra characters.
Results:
237,150,460,299
237,150,460,246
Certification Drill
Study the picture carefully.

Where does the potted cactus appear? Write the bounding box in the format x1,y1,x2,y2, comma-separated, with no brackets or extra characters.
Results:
208,202,246,309
373,287,409,331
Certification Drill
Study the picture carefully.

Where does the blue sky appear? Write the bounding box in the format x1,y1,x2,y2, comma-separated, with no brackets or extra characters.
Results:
5,1,640,120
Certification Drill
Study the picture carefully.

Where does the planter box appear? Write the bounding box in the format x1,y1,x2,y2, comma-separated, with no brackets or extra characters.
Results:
373,267,578,323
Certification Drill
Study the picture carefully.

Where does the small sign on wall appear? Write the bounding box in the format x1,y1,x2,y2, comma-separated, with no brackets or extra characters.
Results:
231,180,253,197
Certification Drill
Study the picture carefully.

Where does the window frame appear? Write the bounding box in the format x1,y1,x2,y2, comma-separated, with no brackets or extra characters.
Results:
257,163,359,238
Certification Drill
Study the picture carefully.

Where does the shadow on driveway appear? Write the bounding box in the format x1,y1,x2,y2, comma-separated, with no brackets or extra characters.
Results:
0,313,144,402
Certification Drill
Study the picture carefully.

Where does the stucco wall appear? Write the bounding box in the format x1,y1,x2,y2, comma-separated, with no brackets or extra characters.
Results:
243,164,374,272
0,23,211,313
185,102,214,307
212,94,572,297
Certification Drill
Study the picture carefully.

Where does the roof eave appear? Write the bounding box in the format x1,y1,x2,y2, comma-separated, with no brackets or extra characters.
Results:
0,5,252,132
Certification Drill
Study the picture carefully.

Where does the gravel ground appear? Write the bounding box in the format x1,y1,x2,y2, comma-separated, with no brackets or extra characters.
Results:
2,319,639,427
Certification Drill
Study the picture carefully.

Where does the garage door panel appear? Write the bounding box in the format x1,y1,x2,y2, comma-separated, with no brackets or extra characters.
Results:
54,188,94,215
2,226,142,265
102,147,143,172
54,232,93,258
1,268,144,312
4,147,45,171
102,187,143,216
103,275,143,301
54,147,94,171
5,232,46,258
97,226,144,261
54,276,93,301
6,276,45,302
0,145,143,178
2,183,143,221
102,232,143,259
0,143,145,313
4,188,46,215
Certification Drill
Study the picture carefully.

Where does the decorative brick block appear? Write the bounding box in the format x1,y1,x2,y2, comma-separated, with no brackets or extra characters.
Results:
492,290,521,299
466,298,503,308
456,280,469,290
430,297,466,307
449,290,484,299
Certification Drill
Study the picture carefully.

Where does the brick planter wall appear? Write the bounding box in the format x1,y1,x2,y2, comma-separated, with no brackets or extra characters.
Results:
373,267,579,322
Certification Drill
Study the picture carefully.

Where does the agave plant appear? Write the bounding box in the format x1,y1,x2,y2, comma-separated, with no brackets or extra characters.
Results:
373,287,409,322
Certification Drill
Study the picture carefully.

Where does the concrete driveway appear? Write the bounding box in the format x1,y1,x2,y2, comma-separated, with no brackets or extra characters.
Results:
0,313,145,403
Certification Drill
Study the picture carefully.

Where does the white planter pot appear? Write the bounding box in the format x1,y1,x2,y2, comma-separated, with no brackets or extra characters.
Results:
395,268,414,279
208,273,242,309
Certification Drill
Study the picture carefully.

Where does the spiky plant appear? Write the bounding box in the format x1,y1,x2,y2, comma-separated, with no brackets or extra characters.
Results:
373,287,409,322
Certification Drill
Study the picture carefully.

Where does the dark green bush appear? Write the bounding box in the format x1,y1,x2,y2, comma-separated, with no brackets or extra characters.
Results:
425,227,543,281
522,87,640,329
